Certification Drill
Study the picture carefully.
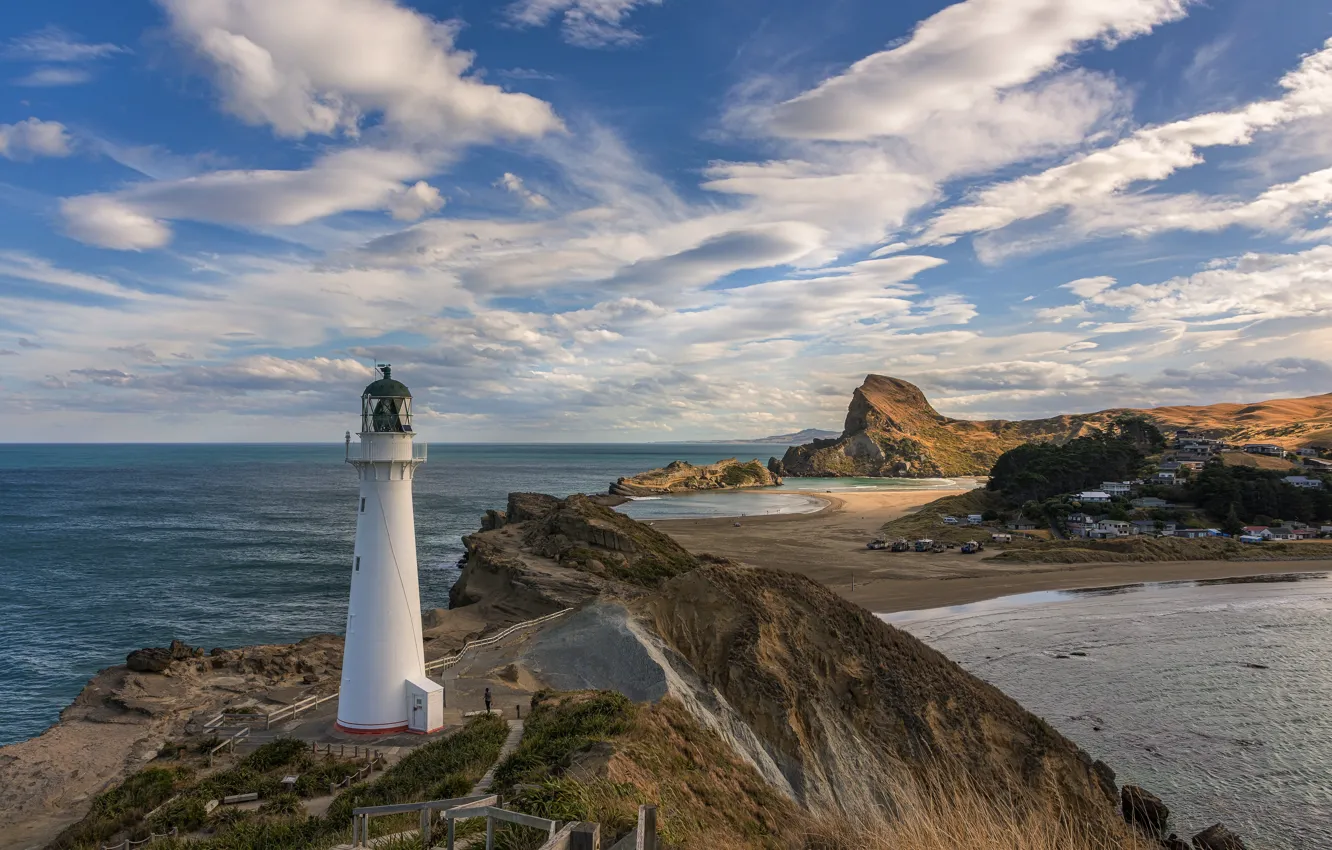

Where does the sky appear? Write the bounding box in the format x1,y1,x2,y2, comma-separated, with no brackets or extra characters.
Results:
1,0,1331,442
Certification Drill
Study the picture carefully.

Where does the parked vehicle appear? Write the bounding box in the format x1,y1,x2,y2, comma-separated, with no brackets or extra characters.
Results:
890,538,911,552
914,538,934,552
867,538,887,550
960,540,985,554
990,533,1013,543
942,515,959,525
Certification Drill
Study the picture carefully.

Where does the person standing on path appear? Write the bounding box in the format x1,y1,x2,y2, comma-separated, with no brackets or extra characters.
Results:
484,687,492,713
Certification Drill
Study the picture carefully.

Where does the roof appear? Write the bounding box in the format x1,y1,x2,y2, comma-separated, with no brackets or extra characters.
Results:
1080,491,1111,498
363,364,412,398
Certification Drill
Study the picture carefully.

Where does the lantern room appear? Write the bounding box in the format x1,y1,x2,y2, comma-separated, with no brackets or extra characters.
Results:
360,364,413,433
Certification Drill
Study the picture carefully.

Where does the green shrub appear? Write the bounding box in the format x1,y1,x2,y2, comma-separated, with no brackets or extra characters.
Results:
259,792,303,816
492,691,633,791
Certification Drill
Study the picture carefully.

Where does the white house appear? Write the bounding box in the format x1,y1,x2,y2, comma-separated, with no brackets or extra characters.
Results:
1284,476,1325,489
1079,491,1113,503
1296,447,1320,457
1269,527,1298,540
1242,526,1272,539
1154,471,1177,482
1088,519,1131,538
1101,481,1132,496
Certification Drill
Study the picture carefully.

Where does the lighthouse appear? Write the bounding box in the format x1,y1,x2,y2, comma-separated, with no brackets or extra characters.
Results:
337,365,442,735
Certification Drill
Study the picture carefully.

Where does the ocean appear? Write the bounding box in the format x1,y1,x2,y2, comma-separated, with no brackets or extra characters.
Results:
0,442,925,746
886,575,1332,849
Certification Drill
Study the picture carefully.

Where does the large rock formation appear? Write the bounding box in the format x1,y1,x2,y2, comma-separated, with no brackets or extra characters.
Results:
776,375,1332,478
775,375,1107,478
610,458,781,497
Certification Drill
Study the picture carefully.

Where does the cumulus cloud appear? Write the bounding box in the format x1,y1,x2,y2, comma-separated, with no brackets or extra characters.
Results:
506,0,663,48
496,172,551,209
158,0,561,143
1062,276,1116,298
766,0,1189,141
0,118,73,159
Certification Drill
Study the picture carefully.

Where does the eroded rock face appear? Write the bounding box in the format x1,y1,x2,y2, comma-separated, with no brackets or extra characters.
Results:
1122,785,1170,835
641,563,1128,839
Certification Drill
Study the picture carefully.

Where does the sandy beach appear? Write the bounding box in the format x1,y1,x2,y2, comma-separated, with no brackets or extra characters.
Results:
654,488,1332,613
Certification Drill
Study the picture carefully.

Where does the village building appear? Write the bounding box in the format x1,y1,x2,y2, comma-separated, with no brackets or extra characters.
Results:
1243,443,1285,456
1101,481,1132,496
1284,476,1325,489
1079,491,1113,503
1131,496,1172,508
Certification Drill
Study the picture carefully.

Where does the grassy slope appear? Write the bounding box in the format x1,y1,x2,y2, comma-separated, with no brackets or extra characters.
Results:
56,716,509,850
878,490,1015,545
490,690,797,850
1219,451,1302,472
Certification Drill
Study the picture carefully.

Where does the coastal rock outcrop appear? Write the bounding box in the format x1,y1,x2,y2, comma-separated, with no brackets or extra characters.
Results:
1192,823,1248,850
777,374,1108,478
778,375,1332,478
1122,784,1171,835
126,639,204,673
609,458,780,496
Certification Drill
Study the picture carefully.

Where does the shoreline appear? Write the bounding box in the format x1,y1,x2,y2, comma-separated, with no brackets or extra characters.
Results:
653,487,1332,613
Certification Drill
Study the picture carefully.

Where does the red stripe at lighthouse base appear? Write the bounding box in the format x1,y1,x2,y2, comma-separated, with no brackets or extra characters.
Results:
335,720,409,735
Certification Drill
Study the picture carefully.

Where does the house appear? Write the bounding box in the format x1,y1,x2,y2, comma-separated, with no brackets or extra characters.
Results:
1244,443,1285,456
1177,460,1206,471
1242,526,1272,539
1101,481,1132,496
1088,519,1131,538
1007,519,1038,531
1269,527,1298,540
1154,471,1177,482
1292,528,1320,540
1174,528,1211,539
1130,519,1159,535
1304,458,1332,471
1297,447,1320,457
1284,476,1325,490
1159,460,1182,472
1131,497,1171,509
1079,491,1113,503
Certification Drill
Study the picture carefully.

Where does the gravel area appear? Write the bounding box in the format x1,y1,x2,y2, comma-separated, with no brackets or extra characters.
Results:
521,602,668,702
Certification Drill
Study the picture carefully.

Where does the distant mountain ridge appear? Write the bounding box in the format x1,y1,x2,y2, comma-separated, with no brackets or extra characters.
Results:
685,428,841,445
773,374,1332,478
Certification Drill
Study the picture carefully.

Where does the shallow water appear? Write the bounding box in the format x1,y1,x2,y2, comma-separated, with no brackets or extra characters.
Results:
884,575,1332,849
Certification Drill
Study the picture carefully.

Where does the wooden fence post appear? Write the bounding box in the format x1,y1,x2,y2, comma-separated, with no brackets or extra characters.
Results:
637,805,657,850
420,808,431,848
485,814,495,850
571,822,601,850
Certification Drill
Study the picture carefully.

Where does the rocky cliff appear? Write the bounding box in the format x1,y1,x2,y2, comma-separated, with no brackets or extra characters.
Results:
451,493,1133,841
775,375,1332,479
774,375,1107,478
610,458,781,497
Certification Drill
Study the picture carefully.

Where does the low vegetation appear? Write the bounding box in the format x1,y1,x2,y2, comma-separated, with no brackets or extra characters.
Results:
490,690,797,850
879,489,1017,545
987,536,1332,564
1189,463,1332,526
56,716,508,850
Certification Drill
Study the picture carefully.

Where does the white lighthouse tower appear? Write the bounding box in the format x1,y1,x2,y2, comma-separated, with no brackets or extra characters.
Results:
337,365,442,735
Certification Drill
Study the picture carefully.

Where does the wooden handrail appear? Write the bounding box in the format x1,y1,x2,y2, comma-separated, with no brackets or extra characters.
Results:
425,608,573,673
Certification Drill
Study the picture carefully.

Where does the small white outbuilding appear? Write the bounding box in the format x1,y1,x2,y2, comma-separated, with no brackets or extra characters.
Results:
406,676,444,734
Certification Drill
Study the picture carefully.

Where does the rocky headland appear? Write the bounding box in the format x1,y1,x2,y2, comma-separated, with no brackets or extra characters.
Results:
609,457,781,496
6,491,1254,849
773,374,1332,479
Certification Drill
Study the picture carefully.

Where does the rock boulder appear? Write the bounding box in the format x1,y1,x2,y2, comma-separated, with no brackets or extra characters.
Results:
1122,785,1170,835
1192,823,1247,850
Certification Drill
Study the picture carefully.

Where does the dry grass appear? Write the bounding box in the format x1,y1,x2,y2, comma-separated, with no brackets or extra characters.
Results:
795,772,1151,850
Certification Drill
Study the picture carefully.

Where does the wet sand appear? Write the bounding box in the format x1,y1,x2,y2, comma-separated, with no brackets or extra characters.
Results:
654,488,1332,613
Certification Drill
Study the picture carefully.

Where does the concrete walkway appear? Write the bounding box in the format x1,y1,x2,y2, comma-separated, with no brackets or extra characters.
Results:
471,719,524,795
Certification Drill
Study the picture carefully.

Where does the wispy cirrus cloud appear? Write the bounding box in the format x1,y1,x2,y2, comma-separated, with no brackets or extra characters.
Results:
505,0,664,48
3,25,127,87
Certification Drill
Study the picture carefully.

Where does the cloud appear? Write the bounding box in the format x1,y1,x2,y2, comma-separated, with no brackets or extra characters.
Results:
0,118,73,159
1089,245,1332,321
1062,276,1116,298
766,0,1189,141
496,172,551,209
158,0,561,143
0,252,148,299
2,25,126,62
506,0,663,48
13,67,93,87
921,38,1332,248
60,196,173,250
61,148,446,248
